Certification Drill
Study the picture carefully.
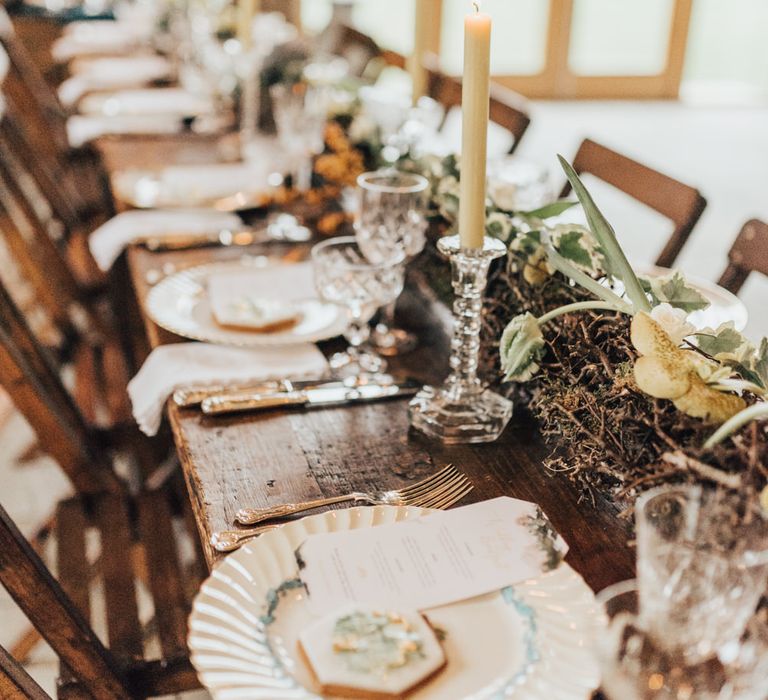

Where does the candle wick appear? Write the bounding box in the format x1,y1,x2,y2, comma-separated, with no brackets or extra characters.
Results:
473,1,480,12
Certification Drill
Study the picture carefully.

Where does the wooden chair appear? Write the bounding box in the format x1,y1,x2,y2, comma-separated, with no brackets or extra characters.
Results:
560,138,707,268
0,8,114,221
422,53,531,155
0,97,109,291
0,279,207,698
0,148,159,479
718,219,768,294
331,23,385,77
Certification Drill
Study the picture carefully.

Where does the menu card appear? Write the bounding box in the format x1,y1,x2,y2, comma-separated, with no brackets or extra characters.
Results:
297,497,567,612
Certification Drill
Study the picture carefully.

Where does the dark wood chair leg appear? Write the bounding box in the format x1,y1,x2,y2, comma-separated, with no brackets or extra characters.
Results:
0,644,51,700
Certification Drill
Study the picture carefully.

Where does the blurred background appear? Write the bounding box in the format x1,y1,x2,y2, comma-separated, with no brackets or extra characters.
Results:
299,0,768,340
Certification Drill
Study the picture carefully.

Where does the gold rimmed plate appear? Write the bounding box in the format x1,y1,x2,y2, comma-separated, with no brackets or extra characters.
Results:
188,505,601,700
145,259,348,348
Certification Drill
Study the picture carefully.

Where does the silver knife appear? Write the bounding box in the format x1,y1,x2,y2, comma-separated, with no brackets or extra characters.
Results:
173,374,394,408
200,380,421,416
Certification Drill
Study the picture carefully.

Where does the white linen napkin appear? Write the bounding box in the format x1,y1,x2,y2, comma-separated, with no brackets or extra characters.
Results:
208,263,316,330
78,88,215,118
120,160,277,207
66,114,183,148
52,22,147,62
58,55,173,107
88,209,243,271
129,342,329,435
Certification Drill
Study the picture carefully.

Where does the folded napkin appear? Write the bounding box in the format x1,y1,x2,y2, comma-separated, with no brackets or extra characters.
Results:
59,55,173,107
129,342,329,435
79,88,215,118
66,114,182,148
88,209,242,271
52,22,147,62
154,160,279,204
208,263,316,330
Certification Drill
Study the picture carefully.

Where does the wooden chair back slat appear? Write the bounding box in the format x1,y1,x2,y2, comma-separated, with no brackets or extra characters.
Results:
423,53,530,154
93,495,145,659
0,100,82,231
560,138,707,267
0,146,110,344
137,490,191,660
333,24,384,77
0,172,78,339
0,11,115,221
0,645,51,700
0,11,69,157
0,503,130,700
718,219,768,295
0,280,121,493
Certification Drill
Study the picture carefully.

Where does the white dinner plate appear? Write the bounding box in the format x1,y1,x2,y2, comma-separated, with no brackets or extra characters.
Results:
188,506,600,700
145,259,348,347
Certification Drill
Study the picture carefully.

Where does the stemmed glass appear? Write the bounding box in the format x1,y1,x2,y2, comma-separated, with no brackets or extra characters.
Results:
311,237,405,377
358,85,412,167
596,580,768,700
354,170,429,355
635,485,768,665
270,82,327,192
594,485,768,700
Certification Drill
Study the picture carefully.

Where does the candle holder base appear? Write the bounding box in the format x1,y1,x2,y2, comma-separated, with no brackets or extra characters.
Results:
409,234,512,444
409,384,512,444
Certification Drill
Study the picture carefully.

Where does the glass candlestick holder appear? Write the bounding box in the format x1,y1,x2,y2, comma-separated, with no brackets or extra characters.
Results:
409,234,513,443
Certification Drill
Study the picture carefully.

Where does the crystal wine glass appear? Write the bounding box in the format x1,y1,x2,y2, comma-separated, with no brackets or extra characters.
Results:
354,170,429,355
595,580,740,700
270,82,327,192
311,236,405,377
636,485,768,665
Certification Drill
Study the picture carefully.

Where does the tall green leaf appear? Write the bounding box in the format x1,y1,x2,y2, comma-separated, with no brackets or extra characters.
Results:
547,248,631,312
557,155,651,312
521,200,577,220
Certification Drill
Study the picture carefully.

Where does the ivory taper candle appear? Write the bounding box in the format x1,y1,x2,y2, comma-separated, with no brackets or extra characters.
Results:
458,3,491,249
237,0,260,49
408,0,429,104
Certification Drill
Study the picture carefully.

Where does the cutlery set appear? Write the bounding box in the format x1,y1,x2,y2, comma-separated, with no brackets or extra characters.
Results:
210,463,474,552
136,213,312,252
173,376,421,416
149,225,470,554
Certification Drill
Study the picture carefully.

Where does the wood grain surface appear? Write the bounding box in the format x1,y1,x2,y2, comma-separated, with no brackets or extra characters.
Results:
101,135,635,592
126,239,635,592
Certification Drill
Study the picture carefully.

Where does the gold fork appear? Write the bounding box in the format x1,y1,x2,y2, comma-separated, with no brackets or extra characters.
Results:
210,468,473,553
235,464,463,525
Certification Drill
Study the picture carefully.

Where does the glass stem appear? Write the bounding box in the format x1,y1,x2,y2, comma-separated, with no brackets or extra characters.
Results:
296,153,313,192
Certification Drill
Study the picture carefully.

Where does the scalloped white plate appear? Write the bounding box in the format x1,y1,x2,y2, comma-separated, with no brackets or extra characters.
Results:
188,506,600,699
145,259,348,348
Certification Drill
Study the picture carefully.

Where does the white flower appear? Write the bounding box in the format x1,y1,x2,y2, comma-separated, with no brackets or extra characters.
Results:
348,114,378,144
418,153,447,180
500,312,545,382
650,303,695,346
488,178,519,212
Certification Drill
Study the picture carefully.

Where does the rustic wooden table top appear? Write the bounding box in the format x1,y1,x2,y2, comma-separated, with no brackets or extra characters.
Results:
103,136,636,593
